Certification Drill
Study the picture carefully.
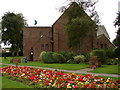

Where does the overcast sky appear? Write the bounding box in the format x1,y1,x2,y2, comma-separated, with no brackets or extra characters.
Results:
0,0,119,43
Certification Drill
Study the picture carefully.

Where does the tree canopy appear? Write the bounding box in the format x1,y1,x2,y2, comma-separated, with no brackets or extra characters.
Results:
64,2,97,50
113,12,120,58
114,12,120,47
1,12,27,56
59,0,100,24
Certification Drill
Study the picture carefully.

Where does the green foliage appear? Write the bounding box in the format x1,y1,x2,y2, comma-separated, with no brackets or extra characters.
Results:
113,47,120,58
59,1,100,24
74,55,86,64
40,52,55,64
64,3,97,49
104,49,114,58
53,53,66,63
59,51,76,61
90,49,106,63
67,59,75,64
106,58,119,65
39,51,46,61
114,12,120,47
81,53,90,62
1,12,26,56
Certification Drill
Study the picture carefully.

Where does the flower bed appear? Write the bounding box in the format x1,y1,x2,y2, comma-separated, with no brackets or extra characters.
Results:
0,66,119,88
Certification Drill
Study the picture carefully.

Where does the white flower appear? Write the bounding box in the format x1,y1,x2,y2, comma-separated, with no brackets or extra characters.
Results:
21,73,25,76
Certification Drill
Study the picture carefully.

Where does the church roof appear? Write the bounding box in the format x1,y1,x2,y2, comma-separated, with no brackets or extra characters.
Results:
97,25,110,39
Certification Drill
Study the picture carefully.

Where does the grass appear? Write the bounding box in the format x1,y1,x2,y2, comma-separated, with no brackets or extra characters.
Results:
1,57,89,70
88,65,120,74
2,77,33,88
19,62,89,70
1,57,119,74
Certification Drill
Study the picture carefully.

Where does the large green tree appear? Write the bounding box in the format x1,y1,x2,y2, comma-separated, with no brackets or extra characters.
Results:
59,0,100,24
1,12,27,56
113,12,120,58
64,2,97,52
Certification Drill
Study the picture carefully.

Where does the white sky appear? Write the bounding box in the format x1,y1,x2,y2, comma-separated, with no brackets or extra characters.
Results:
0,0,119,44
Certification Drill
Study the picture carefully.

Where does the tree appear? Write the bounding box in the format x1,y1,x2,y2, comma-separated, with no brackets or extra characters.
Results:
113,12,120,58
114,12,120,47
59,0,100,24
64,2,97,52
1,12,27,56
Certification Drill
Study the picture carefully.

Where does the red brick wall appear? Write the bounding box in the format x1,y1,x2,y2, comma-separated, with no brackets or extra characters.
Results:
97,35,115,49
23,27,52,61
52,13,97,53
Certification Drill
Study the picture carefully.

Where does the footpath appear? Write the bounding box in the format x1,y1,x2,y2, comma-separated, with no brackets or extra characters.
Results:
1,63,120,78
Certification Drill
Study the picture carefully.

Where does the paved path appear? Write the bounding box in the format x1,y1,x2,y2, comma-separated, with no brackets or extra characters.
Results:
1,63,120,78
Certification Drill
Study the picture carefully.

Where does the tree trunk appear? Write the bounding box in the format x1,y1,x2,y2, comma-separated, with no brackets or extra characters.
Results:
16,51,19,56
12,52,15,56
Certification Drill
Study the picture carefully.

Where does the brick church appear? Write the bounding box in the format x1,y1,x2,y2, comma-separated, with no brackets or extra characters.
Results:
23,2,115,61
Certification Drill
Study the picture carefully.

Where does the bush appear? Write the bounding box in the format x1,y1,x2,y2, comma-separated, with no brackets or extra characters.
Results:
74,55,86,64
90,49,106,64
81,53,90,62
104,49,114,58
40,51,55,63
59,51,76,62
53,53,66,63
106,58,119,65
67,59,75,64
39,51,46,60
113,47,120,58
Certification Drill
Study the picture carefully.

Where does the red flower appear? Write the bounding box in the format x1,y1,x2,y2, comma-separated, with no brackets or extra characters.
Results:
30,76,36,81
84,85,89,88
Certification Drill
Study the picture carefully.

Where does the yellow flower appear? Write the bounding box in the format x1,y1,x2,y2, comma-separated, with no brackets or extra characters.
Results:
72,73,75,75
39,79,42,82
67,85,71,88
39,83,43,86
50,80,52,82
52,83,56,87
106,80,109,82
85,81,89,84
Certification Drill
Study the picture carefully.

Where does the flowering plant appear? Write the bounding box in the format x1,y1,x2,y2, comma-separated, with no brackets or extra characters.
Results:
0,66,119,88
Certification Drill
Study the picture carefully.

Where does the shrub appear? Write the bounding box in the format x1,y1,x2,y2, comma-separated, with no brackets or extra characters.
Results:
113,47,120,58
104,49,114,58
67,59,75,64
90,49,106,64
53,53,66,63
106,58,119,65
74,55,86,64
81,53,90,62
40,51,55,63
39,51,46,60
59,51,76,62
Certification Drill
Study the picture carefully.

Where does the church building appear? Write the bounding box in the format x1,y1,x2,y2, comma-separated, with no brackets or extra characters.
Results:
23,2,115,61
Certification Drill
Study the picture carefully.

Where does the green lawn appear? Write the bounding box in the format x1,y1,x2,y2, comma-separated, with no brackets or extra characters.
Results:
2,77,33,88
88,65,119,74
1,57,119,74
1,57,89,70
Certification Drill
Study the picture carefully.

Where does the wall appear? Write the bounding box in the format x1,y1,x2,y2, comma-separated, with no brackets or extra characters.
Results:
23,27,52,61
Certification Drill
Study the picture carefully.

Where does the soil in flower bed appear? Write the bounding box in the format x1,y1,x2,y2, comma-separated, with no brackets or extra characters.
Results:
0,66,120,88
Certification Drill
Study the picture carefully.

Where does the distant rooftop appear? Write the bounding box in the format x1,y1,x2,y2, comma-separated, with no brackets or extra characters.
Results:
97,25,110,39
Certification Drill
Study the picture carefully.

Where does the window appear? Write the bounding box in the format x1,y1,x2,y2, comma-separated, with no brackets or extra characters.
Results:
97,42,99,44
104,44,107,48
100,44,103,48
41,44,44,50
45,44,49,50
